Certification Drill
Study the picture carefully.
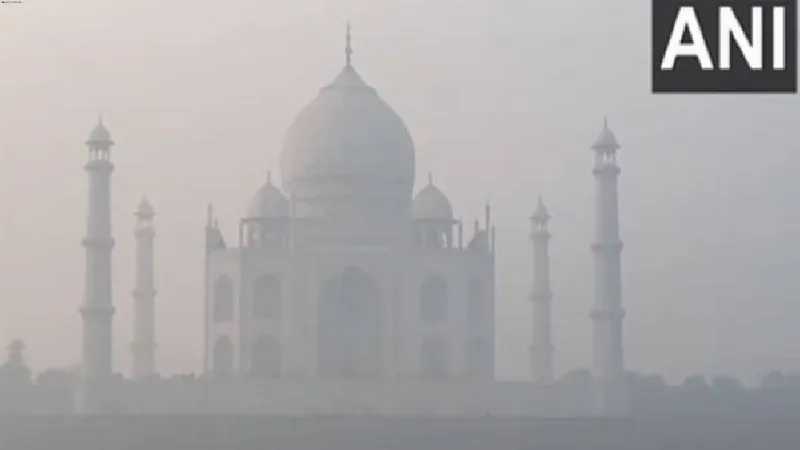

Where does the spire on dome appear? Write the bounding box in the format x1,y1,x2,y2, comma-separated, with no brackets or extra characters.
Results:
428,171,433,185
267,170,272,184
87,113,112,144
345,21,353,67
591,116,620,151
328,22,367,88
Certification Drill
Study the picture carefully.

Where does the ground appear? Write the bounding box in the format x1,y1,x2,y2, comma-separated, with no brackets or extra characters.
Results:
0,416,798,450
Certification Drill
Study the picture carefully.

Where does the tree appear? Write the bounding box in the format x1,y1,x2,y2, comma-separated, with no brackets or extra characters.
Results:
0,339,33,413
762,371,785,389
35,367,75,389
628,372,667,391
681,374,710,391
0,339,32,387
711,374,744,393
35,367,77,414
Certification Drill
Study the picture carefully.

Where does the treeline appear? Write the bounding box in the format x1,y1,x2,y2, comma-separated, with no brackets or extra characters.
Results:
558,368,800,416
0,340,75,414
2,339,800,416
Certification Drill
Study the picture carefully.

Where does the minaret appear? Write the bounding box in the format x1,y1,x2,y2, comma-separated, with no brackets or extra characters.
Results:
79,116,116,413
590,118,627,415
529,195,553,384
131,196,156,379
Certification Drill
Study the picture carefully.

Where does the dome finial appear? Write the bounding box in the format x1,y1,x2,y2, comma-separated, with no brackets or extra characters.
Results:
345,20,353,67
428,171,433,185
267,170,272,184
98,112,103,126
603,115,608,129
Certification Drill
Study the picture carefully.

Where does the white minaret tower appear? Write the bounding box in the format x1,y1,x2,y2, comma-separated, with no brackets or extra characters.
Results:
529,195,554,384
131,196,156,379
79,116,116,413
590,118,627,415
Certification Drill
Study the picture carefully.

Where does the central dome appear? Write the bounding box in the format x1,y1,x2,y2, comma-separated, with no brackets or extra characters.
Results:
279,63,416,217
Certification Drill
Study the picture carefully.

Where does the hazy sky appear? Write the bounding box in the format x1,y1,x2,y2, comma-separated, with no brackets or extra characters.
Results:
1,0,799,385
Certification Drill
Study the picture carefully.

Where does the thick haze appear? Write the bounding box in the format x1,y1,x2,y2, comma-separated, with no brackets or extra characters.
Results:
1,0,799,385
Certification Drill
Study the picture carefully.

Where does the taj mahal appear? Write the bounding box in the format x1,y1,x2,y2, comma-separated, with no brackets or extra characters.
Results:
76,28,627,416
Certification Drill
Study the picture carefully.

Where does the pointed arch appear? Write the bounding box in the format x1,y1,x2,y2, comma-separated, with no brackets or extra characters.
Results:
317,266,383,379
251,335,282,378
213,275,234,322
420,274,448,322
466,338,487,379
212,336,233,377
253,274,282,320
420,336,449,379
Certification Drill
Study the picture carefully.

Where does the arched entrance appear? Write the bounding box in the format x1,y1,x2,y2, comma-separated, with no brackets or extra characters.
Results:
212,336,233,377
317,266,383,379
420,336,449,379
251,335,282,378
466,338,487,379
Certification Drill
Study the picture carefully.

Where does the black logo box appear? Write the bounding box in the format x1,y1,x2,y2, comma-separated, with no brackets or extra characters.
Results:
652,0,797,93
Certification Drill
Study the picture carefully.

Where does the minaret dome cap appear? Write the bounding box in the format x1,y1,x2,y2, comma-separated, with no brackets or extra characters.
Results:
591,117,620,151
530,195,550,221
136,196,154,217
87,115,114,145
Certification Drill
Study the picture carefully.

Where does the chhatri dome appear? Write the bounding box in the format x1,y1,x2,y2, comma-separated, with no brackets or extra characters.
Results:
412,173,453,220
530,195,550,221
279,24,415,217
591,117,620,151
87,115,113,144
247,172,290,219
136,195,155,217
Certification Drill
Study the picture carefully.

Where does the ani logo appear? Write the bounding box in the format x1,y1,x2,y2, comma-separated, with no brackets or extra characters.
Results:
652,0,797,92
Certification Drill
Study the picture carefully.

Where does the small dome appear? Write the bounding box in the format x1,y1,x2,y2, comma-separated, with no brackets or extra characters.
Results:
591,118,620,150
247,178,289,219
413,175,453,220
88,117,112,143
136,196,154,217
530,195,550,221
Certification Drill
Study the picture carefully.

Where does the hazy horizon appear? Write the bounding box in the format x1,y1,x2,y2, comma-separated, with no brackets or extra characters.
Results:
1,0,800,386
